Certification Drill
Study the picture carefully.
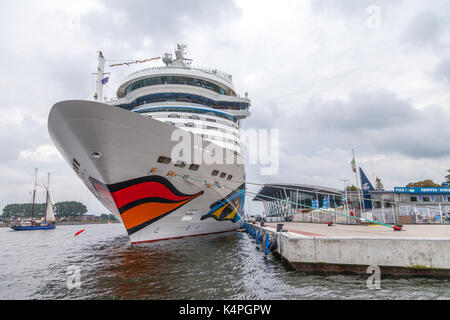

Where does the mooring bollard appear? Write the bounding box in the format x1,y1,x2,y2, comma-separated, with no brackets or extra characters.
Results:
276,224,284,232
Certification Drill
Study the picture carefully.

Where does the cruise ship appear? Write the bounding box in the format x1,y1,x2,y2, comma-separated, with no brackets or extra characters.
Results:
48,45,251,244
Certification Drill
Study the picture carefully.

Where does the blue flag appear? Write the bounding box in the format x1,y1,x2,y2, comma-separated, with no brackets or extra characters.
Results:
101,77,109,84
312,200,319,209
360,167,375,210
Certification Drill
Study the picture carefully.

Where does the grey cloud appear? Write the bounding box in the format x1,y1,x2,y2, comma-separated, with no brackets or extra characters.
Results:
0,117,49,162
401,10,444,48
306,90,417,131
434,57,450,83
271,90,450,161
82,0,241,52
311,0,401,17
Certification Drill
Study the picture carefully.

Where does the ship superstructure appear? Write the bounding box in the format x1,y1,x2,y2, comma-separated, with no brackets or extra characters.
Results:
48,45,251,243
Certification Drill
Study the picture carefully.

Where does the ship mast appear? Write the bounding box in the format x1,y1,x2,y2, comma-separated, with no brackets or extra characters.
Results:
44,172,50,223
31,168,37,220
94,51,106,102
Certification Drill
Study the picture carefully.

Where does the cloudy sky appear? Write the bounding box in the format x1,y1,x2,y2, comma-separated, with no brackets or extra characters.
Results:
1,0,450,215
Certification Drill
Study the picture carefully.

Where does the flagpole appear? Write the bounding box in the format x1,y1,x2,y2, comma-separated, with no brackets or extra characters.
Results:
352,149,364,215
94,51,105,102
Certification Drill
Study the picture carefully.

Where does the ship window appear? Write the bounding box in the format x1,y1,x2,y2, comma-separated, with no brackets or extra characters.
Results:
410,196,418,202
185,122,195,128
131,103,240,123
219,172,227,178
168,114,180,118
119,92,249,113
157,156,171,164
165,121,175,126
227,175,233,181
423,196,431,202
205,118,216,122
435,196,443,202
125,76,228,96
174,161,186,168
189,164,199,171
190,115,200,120
207,126,218,130
211,170,219,176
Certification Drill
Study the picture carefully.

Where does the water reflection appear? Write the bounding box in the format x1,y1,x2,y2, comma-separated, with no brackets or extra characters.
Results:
0,224,448,300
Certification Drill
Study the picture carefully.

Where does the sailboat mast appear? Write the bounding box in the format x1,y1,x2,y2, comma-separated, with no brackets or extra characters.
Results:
31,168,37,219
45,172,50,222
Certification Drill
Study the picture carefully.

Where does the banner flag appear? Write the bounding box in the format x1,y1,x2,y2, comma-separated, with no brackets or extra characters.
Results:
360,167,375,210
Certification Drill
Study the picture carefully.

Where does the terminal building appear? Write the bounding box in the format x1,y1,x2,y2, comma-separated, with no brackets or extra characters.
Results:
253,184,345,222
254,170,450,225
367,186,450,224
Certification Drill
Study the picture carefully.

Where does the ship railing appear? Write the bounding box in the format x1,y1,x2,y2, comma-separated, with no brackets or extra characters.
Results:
124,65,233,85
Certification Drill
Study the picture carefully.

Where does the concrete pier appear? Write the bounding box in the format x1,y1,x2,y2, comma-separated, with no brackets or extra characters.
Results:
247,222,450,277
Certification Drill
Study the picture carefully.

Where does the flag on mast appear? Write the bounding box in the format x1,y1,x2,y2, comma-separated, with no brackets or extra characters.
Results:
351,157,356,173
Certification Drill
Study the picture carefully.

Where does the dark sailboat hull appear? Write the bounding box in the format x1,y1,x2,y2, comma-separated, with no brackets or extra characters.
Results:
10,225,56,231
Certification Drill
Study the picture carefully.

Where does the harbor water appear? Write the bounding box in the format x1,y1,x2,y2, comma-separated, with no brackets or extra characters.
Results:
0,224,449,300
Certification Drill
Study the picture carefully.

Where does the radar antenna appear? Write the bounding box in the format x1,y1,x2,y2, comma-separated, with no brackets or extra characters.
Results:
163,44,193,67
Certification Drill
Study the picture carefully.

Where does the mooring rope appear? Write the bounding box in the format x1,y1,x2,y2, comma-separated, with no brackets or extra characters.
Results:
173,173,400,230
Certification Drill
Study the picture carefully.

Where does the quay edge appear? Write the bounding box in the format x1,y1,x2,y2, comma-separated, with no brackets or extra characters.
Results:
246,223,450,277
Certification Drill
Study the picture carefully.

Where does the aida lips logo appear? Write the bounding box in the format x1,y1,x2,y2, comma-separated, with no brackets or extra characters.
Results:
91,176,203,235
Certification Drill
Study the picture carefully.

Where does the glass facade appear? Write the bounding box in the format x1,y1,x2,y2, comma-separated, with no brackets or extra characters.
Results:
125,76,227,96
133,106,238,123
116,92,249,111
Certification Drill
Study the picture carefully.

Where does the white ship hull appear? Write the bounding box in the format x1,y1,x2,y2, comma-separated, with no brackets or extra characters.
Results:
48,101,245,244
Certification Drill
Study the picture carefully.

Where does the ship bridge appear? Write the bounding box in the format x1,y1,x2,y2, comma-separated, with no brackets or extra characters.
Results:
111,45,250,120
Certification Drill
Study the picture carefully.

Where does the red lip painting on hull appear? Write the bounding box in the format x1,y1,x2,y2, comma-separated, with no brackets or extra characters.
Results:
90,176,203,235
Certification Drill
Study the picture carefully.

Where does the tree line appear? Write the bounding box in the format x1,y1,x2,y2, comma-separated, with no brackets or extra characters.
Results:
2,201,87,218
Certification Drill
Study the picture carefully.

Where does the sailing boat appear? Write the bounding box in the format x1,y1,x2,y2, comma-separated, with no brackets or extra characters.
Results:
9,169,56,231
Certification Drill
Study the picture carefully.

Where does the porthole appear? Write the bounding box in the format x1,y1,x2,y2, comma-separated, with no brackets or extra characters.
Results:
189,164,200,171
211,170,219,176
219,172,227,178
91,152,103,159
175,161,186,168
157,156,171,164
